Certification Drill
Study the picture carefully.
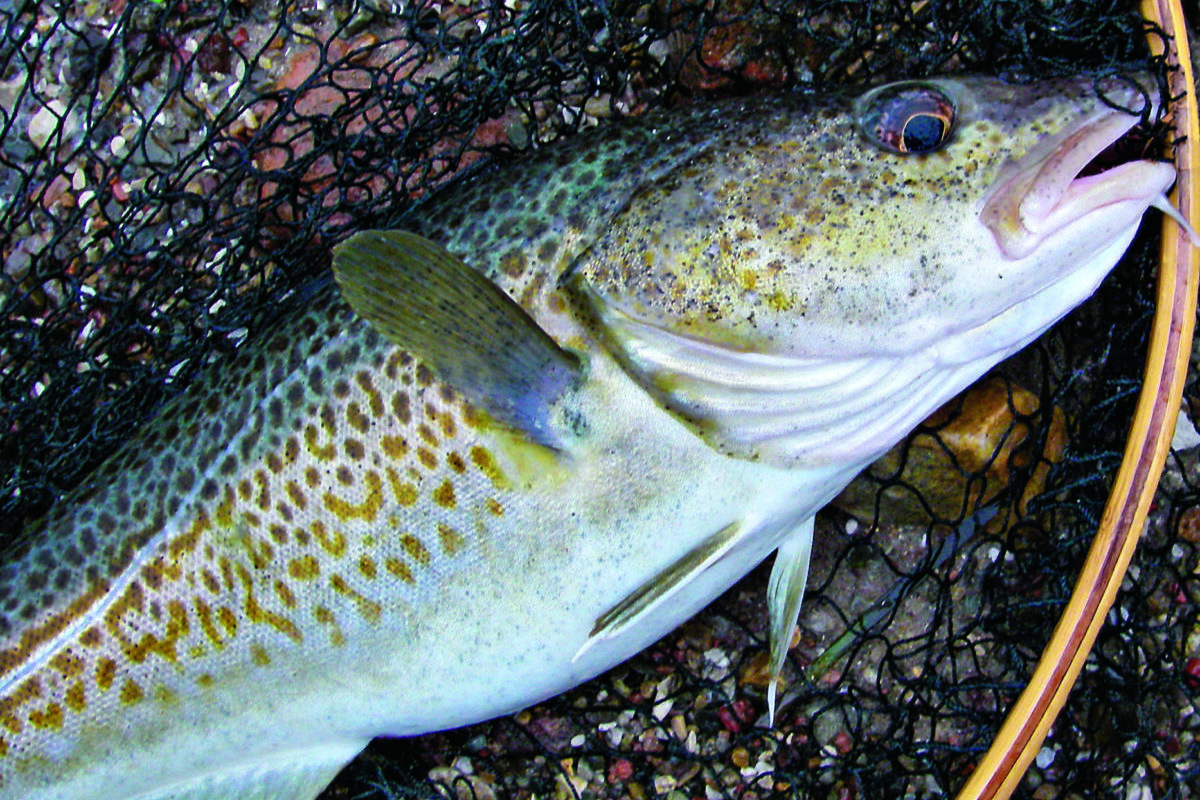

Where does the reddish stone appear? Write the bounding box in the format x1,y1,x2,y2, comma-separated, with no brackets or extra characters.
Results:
1184,657,1200,690
717,705,741,733
607,759,634,782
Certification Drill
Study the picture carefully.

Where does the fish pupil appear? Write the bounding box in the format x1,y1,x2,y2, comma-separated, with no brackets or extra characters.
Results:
901,114,946,153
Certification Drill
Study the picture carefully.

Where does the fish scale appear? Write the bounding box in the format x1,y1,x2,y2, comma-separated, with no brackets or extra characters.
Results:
0,283,541,794
1,73,1193,799
0,94,722,785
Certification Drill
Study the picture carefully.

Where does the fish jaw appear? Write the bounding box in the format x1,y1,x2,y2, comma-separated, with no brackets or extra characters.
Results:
980,109,1178,261
933,107,1184,366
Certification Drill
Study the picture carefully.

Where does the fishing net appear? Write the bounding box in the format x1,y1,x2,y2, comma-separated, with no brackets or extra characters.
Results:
1,0,1197,798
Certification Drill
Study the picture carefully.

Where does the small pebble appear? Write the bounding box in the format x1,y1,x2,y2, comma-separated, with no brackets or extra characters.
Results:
28,100,67,149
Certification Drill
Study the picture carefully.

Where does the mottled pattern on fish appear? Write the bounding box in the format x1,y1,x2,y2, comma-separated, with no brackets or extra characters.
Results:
413,101,755,304
0,96,736,794
0,73,1183,799
0,279,588,796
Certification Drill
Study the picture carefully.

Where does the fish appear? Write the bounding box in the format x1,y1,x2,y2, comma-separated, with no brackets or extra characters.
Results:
0,72,1195,800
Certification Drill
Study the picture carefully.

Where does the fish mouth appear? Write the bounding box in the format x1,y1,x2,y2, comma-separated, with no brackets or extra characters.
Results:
980,108,1193,259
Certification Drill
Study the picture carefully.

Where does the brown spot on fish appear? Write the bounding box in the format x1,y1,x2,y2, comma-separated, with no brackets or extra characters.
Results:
288,556,321,581
284,436,300,464
356,371,385,416
329,574,382,623
49,651,84,680
304,424,336,461
240,565,302,642
251,644,270,666
418,424,438,447
391,392,411,424
415,364,434,387
384,557,414,583
286,479,309,510
273,580,297,609
267,397,285,428
382,435,408,459
307,367,326,398
500,248,527,278
286,381,305,408
201,569,222,594
214,607,236,638
312,521,347,557
119,679,144,706
195,598,223,648
386,469,418,506
255,471,271,511
401,534,430,566
347,403,370,433
432,479,457,509
438,523,465,555
175,467,196,493
28,702,63,730
324,471,383,522
470,446,508,489
64,682,86,713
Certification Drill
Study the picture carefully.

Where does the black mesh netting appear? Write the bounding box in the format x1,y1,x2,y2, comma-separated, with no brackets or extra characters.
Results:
2,1,1198,798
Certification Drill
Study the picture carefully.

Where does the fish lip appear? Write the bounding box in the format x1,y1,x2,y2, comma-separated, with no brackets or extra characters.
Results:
979,108,1175,259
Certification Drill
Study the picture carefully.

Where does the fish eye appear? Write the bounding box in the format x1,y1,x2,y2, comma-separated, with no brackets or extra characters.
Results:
859,84,956,155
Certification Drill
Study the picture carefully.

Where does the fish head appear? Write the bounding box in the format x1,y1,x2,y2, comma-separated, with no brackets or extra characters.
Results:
573,74,1181,362
569,74,1189,465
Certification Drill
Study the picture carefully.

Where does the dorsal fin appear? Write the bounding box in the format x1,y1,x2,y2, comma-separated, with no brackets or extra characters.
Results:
332,230,582,447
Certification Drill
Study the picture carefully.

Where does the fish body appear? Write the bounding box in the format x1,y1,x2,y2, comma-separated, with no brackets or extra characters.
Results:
0,74,1187,800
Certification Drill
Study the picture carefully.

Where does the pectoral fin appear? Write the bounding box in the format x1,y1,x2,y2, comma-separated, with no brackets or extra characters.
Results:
765,516,814,725
574,520,743,662
333,230,582,447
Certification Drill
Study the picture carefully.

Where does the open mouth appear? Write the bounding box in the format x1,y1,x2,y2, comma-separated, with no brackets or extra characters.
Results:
1076,125,1156,178
980,109,1195,259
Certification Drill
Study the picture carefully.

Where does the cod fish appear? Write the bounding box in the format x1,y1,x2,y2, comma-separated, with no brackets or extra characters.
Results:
1,74,1195,800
